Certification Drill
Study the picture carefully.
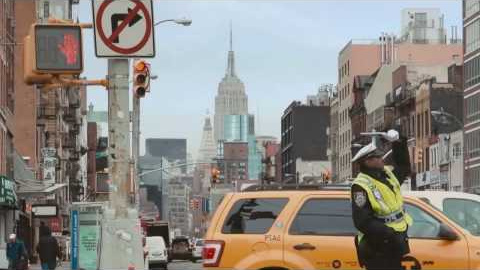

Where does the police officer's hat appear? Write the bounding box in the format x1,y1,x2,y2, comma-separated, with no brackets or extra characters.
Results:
351,142,385,163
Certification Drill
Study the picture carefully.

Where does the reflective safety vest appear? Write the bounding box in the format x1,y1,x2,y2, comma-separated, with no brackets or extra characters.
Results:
352,166,412,239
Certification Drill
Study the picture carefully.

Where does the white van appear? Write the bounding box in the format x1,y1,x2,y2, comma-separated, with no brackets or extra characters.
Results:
146,236,168,270
405,191,480,236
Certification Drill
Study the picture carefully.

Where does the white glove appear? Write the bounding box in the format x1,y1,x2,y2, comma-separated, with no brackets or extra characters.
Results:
383,129,399,142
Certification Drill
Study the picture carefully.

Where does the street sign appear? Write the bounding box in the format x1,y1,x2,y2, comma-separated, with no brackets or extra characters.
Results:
41,147,56,158
92,0,155,58
43,157,57,185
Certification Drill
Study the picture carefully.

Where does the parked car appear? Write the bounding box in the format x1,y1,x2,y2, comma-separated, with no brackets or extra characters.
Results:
146,236,168,270
168,236,192,261
203,184,480,269
406,191,480,236
191,239,203,263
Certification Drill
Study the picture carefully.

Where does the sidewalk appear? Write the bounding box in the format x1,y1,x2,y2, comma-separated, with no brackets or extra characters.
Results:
29,261,70,270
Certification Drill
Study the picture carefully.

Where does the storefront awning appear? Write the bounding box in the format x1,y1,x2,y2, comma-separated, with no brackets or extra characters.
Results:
0,175,18,209
17,183,67,198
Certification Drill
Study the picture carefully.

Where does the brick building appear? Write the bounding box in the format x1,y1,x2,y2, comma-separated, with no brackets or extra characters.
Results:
0,0,15,178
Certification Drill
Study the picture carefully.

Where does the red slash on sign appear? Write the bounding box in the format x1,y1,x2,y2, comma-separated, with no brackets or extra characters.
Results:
108,3,142,43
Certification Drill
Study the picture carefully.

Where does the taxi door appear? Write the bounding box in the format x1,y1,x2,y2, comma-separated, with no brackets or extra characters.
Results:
404,202,469,269
214,196,290,269
283,195,360,270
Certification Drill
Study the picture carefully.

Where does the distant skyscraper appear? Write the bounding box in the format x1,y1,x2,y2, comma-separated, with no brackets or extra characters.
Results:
214,26,248,143
198,115,216,163
224,115,249,142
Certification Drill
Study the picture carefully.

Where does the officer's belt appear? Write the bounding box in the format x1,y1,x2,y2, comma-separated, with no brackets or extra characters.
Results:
375,211,404,223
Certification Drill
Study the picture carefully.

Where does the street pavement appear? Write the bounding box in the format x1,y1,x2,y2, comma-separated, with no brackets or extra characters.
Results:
164,260,203,270
28,260,202,270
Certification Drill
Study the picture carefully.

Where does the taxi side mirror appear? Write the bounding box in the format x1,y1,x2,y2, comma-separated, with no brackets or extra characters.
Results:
438,224,459,241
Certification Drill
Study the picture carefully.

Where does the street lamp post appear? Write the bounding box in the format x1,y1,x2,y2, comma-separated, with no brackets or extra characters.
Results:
154,18,192,27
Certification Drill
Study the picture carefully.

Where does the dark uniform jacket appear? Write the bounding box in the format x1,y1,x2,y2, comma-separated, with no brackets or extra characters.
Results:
351,137,411,261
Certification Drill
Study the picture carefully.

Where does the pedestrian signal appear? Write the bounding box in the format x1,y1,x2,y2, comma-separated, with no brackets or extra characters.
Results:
24,24,83,85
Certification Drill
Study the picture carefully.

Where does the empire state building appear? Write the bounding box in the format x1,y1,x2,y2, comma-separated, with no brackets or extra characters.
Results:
213,28,248,143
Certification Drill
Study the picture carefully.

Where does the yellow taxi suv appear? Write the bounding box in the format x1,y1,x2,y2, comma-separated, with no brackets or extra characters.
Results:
203,184,480,270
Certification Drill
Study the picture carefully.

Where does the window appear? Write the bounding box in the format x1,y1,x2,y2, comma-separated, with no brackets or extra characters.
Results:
425,146,430,171
416,113,421,138
414,12,427,28
466,130,480,159
424,111,429,136
405,203,441,238
43,1,50,19
466,0,480,19
347,60,350,76
466,93,480,124
443,199,480,236
466,166,480,191
289,199,356,236
465,55,480,89
466,19,480,54
453,143,462,159
222,198,288,234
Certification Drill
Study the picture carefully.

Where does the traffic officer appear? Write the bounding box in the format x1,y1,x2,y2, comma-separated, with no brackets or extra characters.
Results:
350,129,412,270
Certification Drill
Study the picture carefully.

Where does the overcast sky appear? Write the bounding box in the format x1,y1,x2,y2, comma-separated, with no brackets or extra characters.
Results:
77,0,461,157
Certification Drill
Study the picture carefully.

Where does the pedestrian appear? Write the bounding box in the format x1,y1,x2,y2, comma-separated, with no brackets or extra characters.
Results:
350,129,413,270
6,234,28,270
36,227,61,270
39,221,49,238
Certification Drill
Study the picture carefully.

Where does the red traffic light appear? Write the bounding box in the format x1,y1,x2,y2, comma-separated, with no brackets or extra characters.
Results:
133,60,150,98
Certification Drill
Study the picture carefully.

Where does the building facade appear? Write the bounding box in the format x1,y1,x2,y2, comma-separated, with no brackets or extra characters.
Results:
197,116,216,163
337,42,381,182
336,8,462,183
400,8,450,44
145,138,187,164
222,142,249,184
464,0,480,193
281,101,330,182
223,115,249,142
328,95,339,182
415,78,463,189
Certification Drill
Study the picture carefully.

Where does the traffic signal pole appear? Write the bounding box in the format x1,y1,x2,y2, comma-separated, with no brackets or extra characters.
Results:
132,94,140,206
107,59,130,214
98,59,144,270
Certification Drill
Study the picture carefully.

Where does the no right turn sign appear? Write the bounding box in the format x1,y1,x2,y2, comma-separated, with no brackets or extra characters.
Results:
92,0,155,58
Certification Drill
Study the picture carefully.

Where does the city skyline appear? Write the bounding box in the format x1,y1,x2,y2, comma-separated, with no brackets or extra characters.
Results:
77,1,461,157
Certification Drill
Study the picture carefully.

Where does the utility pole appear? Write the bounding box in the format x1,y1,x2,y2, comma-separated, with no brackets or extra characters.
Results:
99,59,144,270
108,58,131,215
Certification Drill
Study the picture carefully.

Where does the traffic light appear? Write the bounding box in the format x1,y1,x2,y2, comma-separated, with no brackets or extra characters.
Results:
133,60,150,98
211,168,221,184
24,24,83,85
194,199,200,210
190,199,195,210
416,148,423,164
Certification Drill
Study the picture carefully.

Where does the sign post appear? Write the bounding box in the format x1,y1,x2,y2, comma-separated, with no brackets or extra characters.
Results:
71,210,79,270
